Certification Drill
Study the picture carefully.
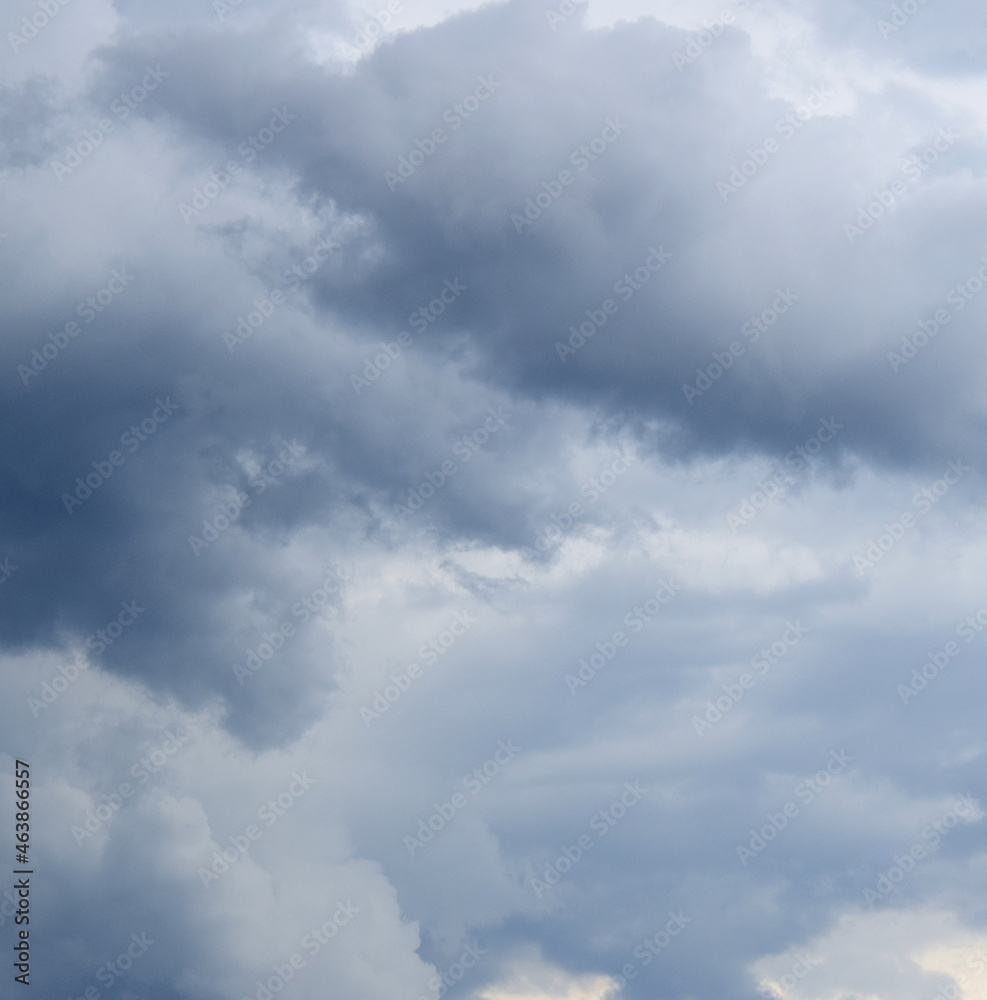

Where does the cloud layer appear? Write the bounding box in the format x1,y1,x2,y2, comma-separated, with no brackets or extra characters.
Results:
3,2,987,999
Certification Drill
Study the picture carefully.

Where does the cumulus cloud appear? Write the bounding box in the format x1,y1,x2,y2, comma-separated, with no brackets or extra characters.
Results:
3,1,987,999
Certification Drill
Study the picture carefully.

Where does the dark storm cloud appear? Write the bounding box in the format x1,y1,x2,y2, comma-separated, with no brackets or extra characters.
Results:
89,0,987,482
0,82,355,743
1,0,983,767
4,4,987,1000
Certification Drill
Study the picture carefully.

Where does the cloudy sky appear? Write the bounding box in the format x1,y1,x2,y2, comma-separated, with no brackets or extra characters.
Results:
3,0,987,998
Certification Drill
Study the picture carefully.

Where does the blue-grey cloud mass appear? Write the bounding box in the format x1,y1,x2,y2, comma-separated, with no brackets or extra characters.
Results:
2,1,987,1000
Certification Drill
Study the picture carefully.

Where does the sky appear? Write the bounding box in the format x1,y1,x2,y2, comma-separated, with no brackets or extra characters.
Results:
2,1,987,999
